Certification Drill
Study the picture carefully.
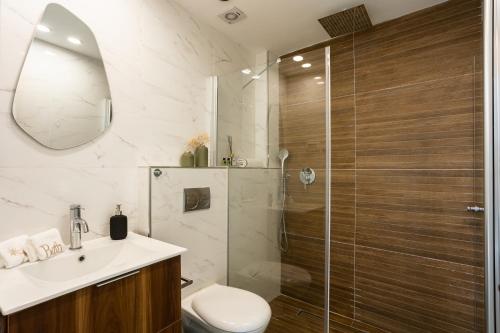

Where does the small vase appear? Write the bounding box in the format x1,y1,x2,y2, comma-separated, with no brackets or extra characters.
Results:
180,151,194,167
195,145,208,167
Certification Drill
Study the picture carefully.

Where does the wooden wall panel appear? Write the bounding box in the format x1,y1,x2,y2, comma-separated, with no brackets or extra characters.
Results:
281,234,325,308
279,0,484,332
279,47,327,310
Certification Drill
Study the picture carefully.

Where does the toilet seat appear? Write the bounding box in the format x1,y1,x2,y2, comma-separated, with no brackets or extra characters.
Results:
182,284,271,333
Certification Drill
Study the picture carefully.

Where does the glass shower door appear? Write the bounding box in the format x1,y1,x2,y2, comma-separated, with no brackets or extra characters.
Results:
226,47,331,333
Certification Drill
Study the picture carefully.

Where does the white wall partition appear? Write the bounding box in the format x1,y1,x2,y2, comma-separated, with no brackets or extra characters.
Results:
150,167,228,297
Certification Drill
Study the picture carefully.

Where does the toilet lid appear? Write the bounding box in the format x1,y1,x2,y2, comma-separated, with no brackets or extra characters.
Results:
192,284,271,332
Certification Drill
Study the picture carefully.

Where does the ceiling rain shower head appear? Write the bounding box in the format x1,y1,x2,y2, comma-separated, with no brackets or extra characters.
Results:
319,5,372,38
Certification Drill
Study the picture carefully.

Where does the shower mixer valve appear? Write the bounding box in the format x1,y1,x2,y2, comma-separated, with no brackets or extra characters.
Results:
299,168,316,190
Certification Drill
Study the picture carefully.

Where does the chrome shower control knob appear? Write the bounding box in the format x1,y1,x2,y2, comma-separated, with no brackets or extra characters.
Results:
299,168,316,189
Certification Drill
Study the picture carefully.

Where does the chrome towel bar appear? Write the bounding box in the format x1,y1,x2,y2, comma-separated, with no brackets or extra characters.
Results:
181,276,193,289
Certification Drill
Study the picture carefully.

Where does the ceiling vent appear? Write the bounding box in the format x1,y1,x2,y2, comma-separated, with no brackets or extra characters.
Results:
218,7,247,24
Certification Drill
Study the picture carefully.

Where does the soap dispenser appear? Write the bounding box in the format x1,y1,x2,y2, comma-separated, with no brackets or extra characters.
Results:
110,204,128,240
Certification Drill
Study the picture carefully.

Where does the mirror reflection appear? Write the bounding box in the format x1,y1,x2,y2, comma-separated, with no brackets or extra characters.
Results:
13,4,112,150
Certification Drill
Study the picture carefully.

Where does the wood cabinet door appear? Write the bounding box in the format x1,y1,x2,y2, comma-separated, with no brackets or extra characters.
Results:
6,290,81,333
136,256,181,333
3,256,181,333
89,270,139,333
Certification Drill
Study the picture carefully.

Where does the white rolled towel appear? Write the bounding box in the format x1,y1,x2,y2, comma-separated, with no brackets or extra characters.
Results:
0,235,29,269
28,229,66,261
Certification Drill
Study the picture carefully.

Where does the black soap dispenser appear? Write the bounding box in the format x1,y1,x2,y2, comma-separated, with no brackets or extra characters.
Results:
110,204,128,240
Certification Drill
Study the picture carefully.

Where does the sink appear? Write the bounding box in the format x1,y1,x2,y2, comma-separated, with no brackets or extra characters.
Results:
21,241,154,282
0,232,186,315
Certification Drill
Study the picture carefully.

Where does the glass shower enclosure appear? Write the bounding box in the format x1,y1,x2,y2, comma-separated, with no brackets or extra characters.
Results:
219,47,331,333
217,1,487,331
150,1,489,332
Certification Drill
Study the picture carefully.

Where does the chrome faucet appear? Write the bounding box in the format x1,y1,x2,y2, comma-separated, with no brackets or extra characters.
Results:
69,204,89,250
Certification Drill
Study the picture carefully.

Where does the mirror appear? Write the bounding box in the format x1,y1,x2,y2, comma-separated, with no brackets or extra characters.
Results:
12,4,112,150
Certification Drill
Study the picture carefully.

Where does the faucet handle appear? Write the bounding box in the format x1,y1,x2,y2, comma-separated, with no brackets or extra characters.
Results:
70,204,83,210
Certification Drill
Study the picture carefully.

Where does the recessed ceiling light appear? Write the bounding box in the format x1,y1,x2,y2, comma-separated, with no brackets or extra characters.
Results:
37,24,50,33
241,68,252,75
317,81,325,85
252,75,261,80
67,37,82,45
302,63,312,68
293,55,304,62
314,76,322,80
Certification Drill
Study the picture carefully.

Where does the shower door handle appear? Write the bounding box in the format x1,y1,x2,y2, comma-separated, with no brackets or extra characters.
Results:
467,206,485,213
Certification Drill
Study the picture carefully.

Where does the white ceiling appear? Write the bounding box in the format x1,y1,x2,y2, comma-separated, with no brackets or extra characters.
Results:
177,0,448,56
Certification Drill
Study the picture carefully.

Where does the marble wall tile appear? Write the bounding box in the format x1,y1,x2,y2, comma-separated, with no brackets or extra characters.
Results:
150,168,228,297
216,51,275,168
0,167,139,242
0,0,255,241
227,168,282,301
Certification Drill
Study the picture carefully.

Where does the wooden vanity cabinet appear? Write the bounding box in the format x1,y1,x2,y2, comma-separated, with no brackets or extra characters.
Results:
2,256,181,333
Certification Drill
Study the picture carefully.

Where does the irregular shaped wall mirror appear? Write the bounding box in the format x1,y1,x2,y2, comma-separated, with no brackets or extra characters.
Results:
12,3,112,150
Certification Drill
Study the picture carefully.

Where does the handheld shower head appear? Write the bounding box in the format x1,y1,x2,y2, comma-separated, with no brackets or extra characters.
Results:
278,149,289,176
278,148,289,253
278,149,289,162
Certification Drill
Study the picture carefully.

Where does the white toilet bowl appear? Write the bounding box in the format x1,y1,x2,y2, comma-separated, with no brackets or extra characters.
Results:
182,284,272,333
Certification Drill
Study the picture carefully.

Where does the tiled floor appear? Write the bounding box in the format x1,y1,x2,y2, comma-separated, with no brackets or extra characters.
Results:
267,295,324,333
267,295,384,333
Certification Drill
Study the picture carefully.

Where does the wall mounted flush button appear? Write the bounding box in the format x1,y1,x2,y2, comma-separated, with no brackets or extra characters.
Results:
184,187,211,212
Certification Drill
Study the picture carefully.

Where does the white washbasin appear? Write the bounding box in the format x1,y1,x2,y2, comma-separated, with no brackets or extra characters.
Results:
0,232,186,315
20,241,152,282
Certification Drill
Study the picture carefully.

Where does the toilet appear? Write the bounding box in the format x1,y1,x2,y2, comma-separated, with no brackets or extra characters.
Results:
182,284,272,333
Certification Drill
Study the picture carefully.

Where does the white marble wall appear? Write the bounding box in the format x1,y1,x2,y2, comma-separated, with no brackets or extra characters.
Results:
0,0,254,242
227,168,281,302
150,168,228,297
14,39,111,149
216,51,271,168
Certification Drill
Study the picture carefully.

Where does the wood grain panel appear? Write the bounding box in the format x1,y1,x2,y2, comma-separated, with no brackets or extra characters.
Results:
278,0,484,332
354,0,482,93
268,294,324,333
355,246,484,333
7,290,80,333
356,170,483,266
0,315,6,333
356,75,477,170
331,170,355,244
91,271,138,333
136,256,181,333
330,241,354,318
332,96,355,170
331,35,354,98
285,168,325,239
281,235,325,308
279,47,327,305
279,50,326,79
